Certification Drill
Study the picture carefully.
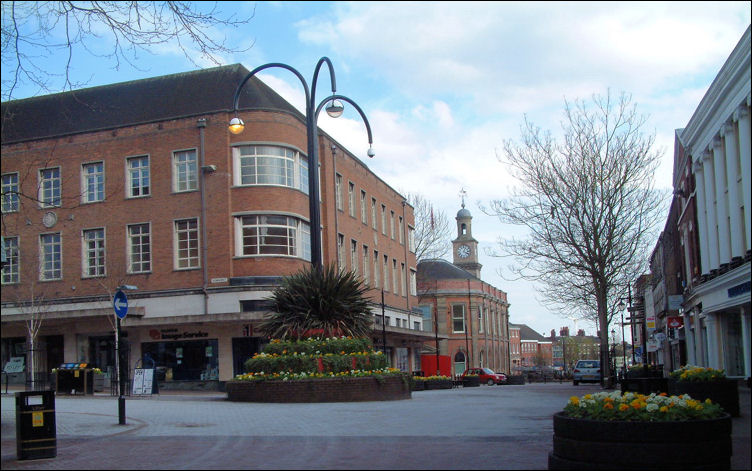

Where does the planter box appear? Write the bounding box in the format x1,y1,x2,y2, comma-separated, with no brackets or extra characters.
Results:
507,374,525,385
620,377,667,395
424,379,453,390
410,380,425,391
548,412,732,469
227,375,410,402
668,378,739,417
462,376,480,387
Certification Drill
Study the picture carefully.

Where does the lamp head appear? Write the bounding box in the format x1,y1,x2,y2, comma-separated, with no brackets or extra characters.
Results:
229,117,245,134
325,99,344,118
367,146,375,158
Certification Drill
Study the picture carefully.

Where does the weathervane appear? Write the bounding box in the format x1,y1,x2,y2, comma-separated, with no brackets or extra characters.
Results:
459,187,467,209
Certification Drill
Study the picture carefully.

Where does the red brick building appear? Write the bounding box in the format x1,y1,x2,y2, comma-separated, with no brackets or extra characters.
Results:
1,64,433,388
416,205,510,377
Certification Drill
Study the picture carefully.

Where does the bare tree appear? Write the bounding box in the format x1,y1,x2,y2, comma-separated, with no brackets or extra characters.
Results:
1,1,255,100
406,192,451,261
485,91,665,386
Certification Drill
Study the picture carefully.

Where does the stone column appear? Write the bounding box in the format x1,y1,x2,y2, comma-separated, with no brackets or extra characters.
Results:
741,305,751,379
734,104,751,251
692,158,710,273
711,137,731,264
721,122,744,258
702,151,719,270
684,310,696,365
704,312,720,370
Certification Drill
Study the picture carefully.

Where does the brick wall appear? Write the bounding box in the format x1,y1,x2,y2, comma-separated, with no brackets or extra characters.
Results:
226,375,411,402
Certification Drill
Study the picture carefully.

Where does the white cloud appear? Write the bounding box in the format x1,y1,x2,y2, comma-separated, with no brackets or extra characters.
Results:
283,1,750,336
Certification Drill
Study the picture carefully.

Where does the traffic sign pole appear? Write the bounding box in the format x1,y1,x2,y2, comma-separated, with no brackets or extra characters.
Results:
113,290,129,425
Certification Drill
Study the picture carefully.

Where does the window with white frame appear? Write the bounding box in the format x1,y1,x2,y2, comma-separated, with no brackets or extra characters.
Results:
350,239,358,274
398,216,404,244
383,254,389,291
335,174,343,210
2,236,19,284
233,145,308,194
360,190,367,224
373,250,380,288
348,182,355,217
2,173,19,212
39,233,62,280
128,223,151,273
362,244,369,284
381,205,387,235
82,228,106,277
392,259,398,294
478,305,484,333
371,197,377,230
82,162,105,203
408,225,415,253
39,167,61,207
400,262,405,296
390,211,395,239
337,233,345,271
452,304,466,333
127,156,150,197
173,149,198,192
409,269,416,296
235,214,310,261
174,218,199,269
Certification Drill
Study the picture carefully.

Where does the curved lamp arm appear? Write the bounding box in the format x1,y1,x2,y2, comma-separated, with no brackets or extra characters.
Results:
231,63,311,114
315,93,375,156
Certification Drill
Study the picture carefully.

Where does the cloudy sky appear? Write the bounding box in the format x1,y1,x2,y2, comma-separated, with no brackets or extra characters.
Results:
4,1,750,338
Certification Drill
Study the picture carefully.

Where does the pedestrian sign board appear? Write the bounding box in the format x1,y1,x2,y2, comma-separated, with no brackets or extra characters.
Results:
132,368,155,395
113,290,128,319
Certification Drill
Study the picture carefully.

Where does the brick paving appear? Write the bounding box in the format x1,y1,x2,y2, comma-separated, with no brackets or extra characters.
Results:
1,382,749,470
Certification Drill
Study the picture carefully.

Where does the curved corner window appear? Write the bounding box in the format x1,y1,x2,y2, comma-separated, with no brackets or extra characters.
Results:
233,145,309,194
235,214,311,261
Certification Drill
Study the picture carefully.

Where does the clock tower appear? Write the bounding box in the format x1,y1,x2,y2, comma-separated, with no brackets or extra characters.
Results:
452,199,482,278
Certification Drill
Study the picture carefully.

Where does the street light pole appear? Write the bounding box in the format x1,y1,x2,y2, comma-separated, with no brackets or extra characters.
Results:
229,58,374,270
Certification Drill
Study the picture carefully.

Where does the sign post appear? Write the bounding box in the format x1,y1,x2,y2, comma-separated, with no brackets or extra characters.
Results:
113,290,128,425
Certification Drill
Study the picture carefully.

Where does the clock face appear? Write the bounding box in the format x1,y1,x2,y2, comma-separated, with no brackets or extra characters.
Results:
457,244,471,258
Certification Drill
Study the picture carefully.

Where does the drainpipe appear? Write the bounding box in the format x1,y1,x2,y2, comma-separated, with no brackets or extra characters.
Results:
197,118,210,316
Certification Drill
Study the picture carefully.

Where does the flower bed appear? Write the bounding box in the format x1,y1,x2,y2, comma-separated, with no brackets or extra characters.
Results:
231,336,410,402
415,375,453,390
227,375,410,403
548,391,731,470
668,365,739,417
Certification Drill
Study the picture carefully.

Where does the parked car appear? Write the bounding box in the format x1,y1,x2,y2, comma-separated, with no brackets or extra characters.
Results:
462,367,507,385
572,360,600,385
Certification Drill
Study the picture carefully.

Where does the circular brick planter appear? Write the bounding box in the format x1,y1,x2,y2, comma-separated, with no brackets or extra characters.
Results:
548,412,732,469
226,375,411,402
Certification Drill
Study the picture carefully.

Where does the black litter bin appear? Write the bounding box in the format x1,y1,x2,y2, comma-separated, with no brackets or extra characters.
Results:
15,390,56,460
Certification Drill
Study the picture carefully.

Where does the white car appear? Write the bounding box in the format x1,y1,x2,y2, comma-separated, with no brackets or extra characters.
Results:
572,360,600,385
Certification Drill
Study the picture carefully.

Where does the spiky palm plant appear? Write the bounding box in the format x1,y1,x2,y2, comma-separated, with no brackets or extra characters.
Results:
259,264,374,339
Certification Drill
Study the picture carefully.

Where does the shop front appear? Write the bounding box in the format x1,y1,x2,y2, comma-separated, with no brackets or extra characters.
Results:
141,328,219,383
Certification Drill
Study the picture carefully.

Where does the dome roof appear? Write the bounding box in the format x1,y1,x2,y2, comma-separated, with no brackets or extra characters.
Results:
457,207,471,219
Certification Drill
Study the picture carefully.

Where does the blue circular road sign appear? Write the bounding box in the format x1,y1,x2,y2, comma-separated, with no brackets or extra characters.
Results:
113,290,129,319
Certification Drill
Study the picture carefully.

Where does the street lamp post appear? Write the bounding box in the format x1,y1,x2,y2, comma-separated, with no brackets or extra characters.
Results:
229,58,374,270
618,283,633,371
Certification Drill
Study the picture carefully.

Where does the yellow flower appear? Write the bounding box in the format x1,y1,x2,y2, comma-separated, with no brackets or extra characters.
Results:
659,406,669,413
619,404,630,412
569,396,580,406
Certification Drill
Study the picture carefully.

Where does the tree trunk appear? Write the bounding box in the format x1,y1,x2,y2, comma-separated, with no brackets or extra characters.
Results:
596,285,611,388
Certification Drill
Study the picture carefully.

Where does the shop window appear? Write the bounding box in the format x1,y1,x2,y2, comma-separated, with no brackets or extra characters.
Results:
141,339,218,381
